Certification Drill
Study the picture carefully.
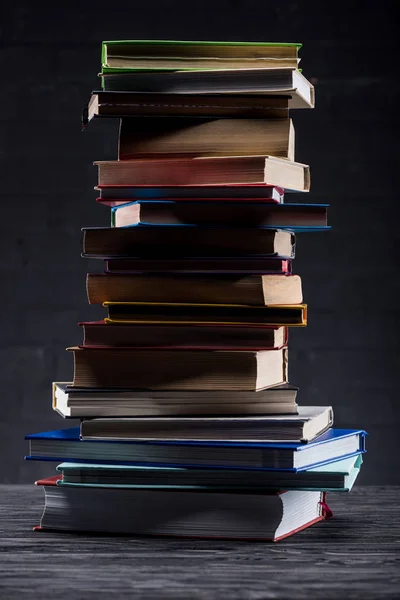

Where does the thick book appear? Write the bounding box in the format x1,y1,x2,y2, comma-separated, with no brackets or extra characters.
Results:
94,156,310,191
86,274,303,305
79,320,288,350
101,40,301,71
79,321,288,349
103,302,307,327
79,321,288,351
25,427,367,472
35,478,329,542
96,184,284,206
111,201,329,229
82,228,295,259
118,117,295,161
56,455,362,493
80,406,333,443
104,257,292,275
53,382,298,418
66,346,288,391
85,92,290,124
101,68,314,110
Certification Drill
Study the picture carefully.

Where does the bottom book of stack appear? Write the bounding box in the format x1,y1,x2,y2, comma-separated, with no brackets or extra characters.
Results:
27,399,366,542
36,477,331,542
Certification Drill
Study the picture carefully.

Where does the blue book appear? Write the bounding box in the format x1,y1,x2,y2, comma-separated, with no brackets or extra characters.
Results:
25,427,366,472
111,201,330,232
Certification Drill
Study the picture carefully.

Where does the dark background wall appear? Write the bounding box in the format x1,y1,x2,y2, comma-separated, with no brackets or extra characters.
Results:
1,1,399,484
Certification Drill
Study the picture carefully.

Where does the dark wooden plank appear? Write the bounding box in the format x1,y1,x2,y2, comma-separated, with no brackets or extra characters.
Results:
0,485,399,599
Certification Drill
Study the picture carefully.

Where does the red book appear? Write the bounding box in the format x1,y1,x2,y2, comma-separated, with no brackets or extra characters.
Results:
35,475,59,486
94,157,309,190
104,257,292,275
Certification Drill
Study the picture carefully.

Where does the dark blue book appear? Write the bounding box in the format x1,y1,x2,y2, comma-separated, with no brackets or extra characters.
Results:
25,427,366,472
111,201,330,231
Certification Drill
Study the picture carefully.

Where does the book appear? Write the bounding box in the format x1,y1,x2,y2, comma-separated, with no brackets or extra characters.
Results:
111,201,329,229
86,274,303,306
79,321,288,350
25,427,367,472
53,382,298,418
101,40,301,71
82,228,295,259
100,68,315,110
94,156,310,191
104,257,292,275
103,302,307,327
80,406,333,443
118,118,295,161
66,346,288,391
56,455,362,492
35,477,329,541
96,184,284,205
85,92,290,124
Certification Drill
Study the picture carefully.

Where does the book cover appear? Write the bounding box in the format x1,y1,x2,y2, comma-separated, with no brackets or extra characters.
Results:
25,427,367,473
55,455,362,493
110,201,330,230
103,301,308,327
101,40,302,72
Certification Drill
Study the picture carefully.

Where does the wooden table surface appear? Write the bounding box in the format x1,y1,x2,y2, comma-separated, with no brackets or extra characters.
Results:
0,485,399,599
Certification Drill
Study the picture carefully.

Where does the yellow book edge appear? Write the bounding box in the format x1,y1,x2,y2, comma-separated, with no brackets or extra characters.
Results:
102,301,307,309
104,318,307,327
102,302,308,326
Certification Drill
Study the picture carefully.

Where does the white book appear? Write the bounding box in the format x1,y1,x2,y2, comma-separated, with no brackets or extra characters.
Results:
80,406,333,443
101,68,315,109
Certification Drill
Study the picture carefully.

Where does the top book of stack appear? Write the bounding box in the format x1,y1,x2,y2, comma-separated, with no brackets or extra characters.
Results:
101,40,302,71
98,40,314,109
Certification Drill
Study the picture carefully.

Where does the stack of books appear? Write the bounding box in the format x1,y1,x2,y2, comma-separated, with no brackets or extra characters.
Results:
26,40,366,542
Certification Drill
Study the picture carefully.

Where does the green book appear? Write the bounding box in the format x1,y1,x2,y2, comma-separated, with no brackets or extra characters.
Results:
101,39,302,73
56,455,362,493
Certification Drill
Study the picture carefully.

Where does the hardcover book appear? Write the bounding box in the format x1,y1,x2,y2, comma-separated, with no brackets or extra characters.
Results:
79,406,334,443
104,257,292,275
56,454,362,492
100,68,314,109
110,201,329,229
101,40,302,71
53,382,298,418
82,227,296,259
25,427,366,472
94,156,310,191
79,321,289,350
102,302,307,327
96,184,284,205
85,92,290,124
118,117,295,161
86,273,303,306
35,477,329,541
66,346,289,391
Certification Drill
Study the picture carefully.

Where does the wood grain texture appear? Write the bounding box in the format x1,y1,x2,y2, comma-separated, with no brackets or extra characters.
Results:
0,485,399,599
